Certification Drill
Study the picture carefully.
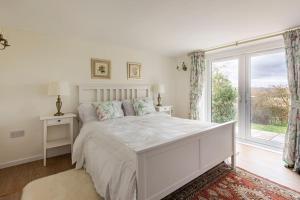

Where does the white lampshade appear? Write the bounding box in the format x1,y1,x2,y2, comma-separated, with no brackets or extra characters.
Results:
153,84,165,94
48,81,70,96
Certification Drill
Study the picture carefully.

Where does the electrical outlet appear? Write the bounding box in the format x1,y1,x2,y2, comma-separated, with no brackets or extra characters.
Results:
10,130,25,138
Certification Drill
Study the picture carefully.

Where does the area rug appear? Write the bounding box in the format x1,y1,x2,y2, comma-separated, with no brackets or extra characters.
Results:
163,163,300,200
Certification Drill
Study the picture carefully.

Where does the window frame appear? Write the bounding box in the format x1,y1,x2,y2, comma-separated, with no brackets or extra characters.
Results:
245,48,287,148
205,39,286,149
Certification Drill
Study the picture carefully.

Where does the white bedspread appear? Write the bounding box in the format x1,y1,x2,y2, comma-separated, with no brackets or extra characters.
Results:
72,113,217,200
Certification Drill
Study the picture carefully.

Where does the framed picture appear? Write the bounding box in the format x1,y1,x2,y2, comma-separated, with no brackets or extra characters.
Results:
91,58,111,79
127,62,141,79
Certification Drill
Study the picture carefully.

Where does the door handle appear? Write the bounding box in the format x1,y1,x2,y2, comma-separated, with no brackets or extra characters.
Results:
238,95,242,103
245,92,251,104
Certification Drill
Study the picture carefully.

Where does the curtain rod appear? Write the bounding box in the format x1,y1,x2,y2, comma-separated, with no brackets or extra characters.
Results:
188,26,300,55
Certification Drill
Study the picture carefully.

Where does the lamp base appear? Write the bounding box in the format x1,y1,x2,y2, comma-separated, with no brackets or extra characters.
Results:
157,93,162,107
54,95,64,116
54,112,64,116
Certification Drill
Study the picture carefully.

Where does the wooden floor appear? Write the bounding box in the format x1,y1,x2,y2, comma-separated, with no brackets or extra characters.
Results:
236,143,300,192
0,154,73,200
0,144,299,200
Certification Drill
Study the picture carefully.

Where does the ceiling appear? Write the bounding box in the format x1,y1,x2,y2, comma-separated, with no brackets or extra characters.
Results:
1,0,300,57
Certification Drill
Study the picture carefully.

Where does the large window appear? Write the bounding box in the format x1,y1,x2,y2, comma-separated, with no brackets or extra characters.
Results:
208,48,289,149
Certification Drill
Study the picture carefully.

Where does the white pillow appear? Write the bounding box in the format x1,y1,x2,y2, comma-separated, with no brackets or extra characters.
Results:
132,98,156,116
78,103,98,123
93,101,124,121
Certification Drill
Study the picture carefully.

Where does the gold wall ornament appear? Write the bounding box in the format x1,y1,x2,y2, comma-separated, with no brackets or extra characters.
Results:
176,62,187,71
0,33,10,50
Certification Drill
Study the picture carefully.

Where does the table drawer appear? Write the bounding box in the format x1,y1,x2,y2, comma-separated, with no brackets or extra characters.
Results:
47,118,70,126
160,107,170,111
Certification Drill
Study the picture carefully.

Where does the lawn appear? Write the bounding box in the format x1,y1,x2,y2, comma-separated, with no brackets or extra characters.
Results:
251,123,287,134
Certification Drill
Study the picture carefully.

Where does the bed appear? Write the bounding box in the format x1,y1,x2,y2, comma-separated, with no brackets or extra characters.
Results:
73,84,236,200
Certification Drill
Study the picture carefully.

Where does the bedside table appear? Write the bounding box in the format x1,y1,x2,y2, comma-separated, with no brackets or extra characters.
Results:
155,105,172,116
40,113,76,166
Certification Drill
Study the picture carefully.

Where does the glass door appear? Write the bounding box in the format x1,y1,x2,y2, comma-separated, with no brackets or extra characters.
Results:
246,50,289,148
211,59,239,126
208,48,289,149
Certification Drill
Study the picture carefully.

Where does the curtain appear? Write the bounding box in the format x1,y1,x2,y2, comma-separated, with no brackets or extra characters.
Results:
283,29,300,173
189,51,205,120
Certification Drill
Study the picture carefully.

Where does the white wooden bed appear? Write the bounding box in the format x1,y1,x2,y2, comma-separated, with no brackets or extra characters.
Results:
78,84,236,200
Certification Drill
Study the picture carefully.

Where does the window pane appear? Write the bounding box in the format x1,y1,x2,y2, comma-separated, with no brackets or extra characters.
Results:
211,59,238,123
250,51,289,147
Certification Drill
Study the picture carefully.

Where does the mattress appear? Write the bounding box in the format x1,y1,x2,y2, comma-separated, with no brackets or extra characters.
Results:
72,113,217,200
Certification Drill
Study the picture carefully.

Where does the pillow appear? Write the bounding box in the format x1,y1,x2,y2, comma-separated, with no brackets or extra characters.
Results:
132,98,155,116
78,103,98,123
122,100,135,116
93,101,124,121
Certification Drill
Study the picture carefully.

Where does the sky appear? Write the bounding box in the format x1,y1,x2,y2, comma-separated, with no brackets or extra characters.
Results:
212,51,288,88
251,52,287,87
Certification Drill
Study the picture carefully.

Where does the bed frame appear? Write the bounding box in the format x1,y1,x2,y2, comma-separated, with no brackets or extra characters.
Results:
78,84,236,200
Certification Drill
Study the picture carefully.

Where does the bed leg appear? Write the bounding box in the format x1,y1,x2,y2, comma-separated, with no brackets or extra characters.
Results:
231,154,236,170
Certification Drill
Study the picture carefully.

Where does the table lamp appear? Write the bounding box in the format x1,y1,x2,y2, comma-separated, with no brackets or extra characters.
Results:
153,84,165,106
48,81,70,116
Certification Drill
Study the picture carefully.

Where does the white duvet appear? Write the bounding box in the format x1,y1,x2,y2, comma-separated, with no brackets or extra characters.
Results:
72,113,216,200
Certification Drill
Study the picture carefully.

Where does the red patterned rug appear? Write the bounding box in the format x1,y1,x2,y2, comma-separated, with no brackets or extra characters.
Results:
163,163,300,200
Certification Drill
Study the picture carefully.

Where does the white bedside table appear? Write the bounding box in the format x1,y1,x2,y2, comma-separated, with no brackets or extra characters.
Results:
40,113,76,166
155,105,172,116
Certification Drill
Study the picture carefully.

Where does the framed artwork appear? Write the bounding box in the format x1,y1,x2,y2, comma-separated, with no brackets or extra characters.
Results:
91,58,111,79
127,62,141,79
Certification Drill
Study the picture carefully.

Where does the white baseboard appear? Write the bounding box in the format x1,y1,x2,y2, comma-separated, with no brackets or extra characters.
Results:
0,146,71,169
0,154,42,169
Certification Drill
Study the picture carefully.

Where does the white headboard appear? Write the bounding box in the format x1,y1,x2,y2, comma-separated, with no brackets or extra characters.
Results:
78,84,152,103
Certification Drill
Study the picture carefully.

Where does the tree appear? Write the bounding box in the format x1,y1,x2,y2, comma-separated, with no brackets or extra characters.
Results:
212,70,237,123
251,85,289,126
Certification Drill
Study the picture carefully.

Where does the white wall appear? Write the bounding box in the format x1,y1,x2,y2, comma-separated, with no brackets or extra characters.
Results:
174,55,207,120
0,27,176,167
174,56,190,118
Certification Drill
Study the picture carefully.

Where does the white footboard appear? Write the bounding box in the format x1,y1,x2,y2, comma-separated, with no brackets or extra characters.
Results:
136,121,236,200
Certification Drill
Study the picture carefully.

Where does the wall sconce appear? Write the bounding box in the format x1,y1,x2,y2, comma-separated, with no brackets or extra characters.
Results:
176,62,188,71
0,33,10,50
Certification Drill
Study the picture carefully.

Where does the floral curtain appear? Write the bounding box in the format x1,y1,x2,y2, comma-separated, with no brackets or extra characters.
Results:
283,29,300,173
190,51,205,120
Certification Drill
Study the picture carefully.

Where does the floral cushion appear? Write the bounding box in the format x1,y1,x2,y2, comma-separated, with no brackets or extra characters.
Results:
132,98,155,116
93,101,124,121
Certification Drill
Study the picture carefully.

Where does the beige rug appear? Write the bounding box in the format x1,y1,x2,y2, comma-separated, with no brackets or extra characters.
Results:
21,169,103,200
